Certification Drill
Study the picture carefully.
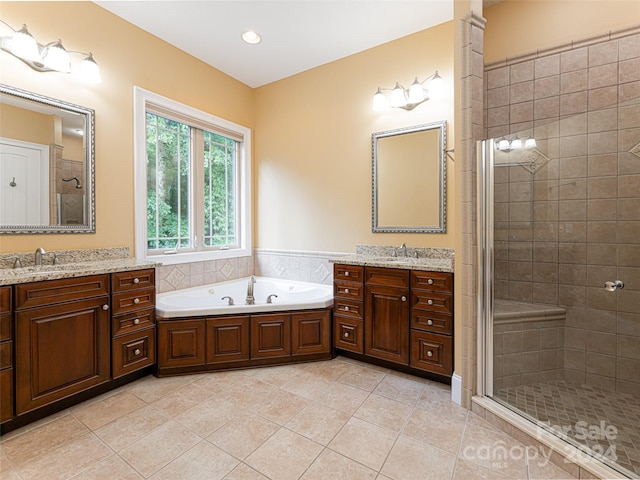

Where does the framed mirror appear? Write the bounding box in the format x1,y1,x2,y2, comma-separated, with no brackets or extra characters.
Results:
0,84,95,234
372,121,447,233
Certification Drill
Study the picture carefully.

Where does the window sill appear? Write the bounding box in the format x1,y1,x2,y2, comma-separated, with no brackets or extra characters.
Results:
142,248,252,265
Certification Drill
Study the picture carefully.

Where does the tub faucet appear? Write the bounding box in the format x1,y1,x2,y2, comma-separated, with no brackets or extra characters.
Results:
35,247,46,267
246,275,256,305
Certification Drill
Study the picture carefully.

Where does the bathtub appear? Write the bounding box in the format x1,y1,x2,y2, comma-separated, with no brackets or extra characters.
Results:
156,276,333,318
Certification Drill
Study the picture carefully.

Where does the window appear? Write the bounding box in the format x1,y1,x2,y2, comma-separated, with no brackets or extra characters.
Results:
134,87,251,264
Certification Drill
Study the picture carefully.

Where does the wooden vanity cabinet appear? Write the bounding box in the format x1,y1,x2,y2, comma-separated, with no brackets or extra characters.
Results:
333,263,454,381
0,287,13,424
111,270,156,379
364,267,410,365
333,264,365,353
157,307,332,376
409,271,454,376
14,275,111,415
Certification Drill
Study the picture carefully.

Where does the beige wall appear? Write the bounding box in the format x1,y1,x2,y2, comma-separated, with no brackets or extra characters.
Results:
0,1,253,253
254,23,455,252
484,0,640,64
0,104,54,145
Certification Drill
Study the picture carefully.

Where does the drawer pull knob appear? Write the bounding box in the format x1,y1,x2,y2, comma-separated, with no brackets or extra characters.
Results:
344,271,350,277
401,296,407,302
133,298,140,304
427,319,433,326
344,288,349,294
344,306,350,311
133,318,140,325
427,350,433,357
427,299,434,306
102,304,109,311
134,349,141,355
344,332,350,338
428,279,434,285
133,277,140,284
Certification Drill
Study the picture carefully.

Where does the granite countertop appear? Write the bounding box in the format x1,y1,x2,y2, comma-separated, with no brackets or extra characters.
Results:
0,258,158,286
330,254,454,273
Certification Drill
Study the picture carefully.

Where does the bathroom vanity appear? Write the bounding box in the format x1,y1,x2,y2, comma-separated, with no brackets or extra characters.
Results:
0,249,156,434
332,247,454,383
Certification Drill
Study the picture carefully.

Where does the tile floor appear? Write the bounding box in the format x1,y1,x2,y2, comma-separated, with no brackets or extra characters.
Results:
496,382,640,478
1,357,580,480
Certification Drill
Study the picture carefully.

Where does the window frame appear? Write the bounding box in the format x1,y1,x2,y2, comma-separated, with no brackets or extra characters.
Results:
133,86,252,265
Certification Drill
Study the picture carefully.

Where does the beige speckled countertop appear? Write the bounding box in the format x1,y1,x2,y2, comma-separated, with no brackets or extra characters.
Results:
330,254,454,273
0,258,158,286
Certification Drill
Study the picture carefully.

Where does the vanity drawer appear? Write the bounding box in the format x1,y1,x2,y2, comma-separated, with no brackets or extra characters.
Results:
0,287,11,313
411,271,453,293
0,314,11,342
334,264,364,282
334,298,364,319
411,310,453,335
334,281,364,301
15,274,109,309
112,287,155,315
111,269,155,293
0,341,12,369
411,291,453,315
112,326,156,379
112,308,155,337
410,330,453,376
334,315,364,354
365,267,409,288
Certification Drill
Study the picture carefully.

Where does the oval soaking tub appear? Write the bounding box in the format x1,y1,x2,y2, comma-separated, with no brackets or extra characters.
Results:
156,276,333,318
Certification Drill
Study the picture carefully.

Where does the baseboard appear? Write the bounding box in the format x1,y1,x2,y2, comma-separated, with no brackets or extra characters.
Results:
451,372,462,405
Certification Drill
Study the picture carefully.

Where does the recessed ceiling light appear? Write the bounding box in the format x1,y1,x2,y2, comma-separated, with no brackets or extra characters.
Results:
241,30,262,45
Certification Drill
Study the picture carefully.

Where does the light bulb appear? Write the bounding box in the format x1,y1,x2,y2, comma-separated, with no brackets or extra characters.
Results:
390,82,406,108
497,138,510,151
510,137,523,149
241,30,261,44
408,77,425,104
80,53,101,83
428,71,444,96
372,88,387,111
11,24,39,62
43,39,70,72
525,137,537,148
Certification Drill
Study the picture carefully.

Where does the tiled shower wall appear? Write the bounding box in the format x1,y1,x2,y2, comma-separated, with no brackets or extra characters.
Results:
485,26,640,395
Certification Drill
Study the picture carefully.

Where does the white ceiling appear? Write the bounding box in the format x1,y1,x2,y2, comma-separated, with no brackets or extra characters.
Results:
94,1,454,88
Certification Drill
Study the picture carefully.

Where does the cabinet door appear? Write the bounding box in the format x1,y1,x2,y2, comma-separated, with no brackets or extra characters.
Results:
334,315,364,353
365,285,409,364
0,367,12,423
251,314,291,359
291,310,330,356
206,316,250,364
410,330,453,376
112,326,156,379
157,319,206,368
15,297,111,415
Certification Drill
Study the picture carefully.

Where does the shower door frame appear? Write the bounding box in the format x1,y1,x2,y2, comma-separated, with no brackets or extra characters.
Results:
476,138,494,399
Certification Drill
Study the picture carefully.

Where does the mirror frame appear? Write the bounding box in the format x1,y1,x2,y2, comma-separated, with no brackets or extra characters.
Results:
0,84,95,234
372,120,447,234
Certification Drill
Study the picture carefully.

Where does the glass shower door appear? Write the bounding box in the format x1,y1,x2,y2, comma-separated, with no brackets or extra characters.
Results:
478,106,640,478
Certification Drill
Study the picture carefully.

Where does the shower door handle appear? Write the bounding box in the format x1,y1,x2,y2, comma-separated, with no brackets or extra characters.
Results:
604,280,624,291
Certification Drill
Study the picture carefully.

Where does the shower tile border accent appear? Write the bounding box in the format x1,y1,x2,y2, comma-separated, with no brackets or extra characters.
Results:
485,24,640,71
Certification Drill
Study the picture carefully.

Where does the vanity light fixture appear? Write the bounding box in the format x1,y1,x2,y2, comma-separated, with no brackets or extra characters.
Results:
372,71,443,111
496,135,537,152
0,19,102,83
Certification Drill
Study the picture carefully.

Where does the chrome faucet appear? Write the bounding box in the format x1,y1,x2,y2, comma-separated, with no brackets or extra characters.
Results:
34,247,46,267
400,242,407,258
246,275,256,305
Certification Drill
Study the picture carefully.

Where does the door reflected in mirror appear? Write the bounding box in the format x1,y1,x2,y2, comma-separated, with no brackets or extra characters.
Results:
0,84,95,234
372,121,446,233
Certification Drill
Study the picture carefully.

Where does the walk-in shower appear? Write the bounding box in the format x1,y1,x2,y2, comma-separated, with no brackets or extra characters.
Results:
478,97,640,477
